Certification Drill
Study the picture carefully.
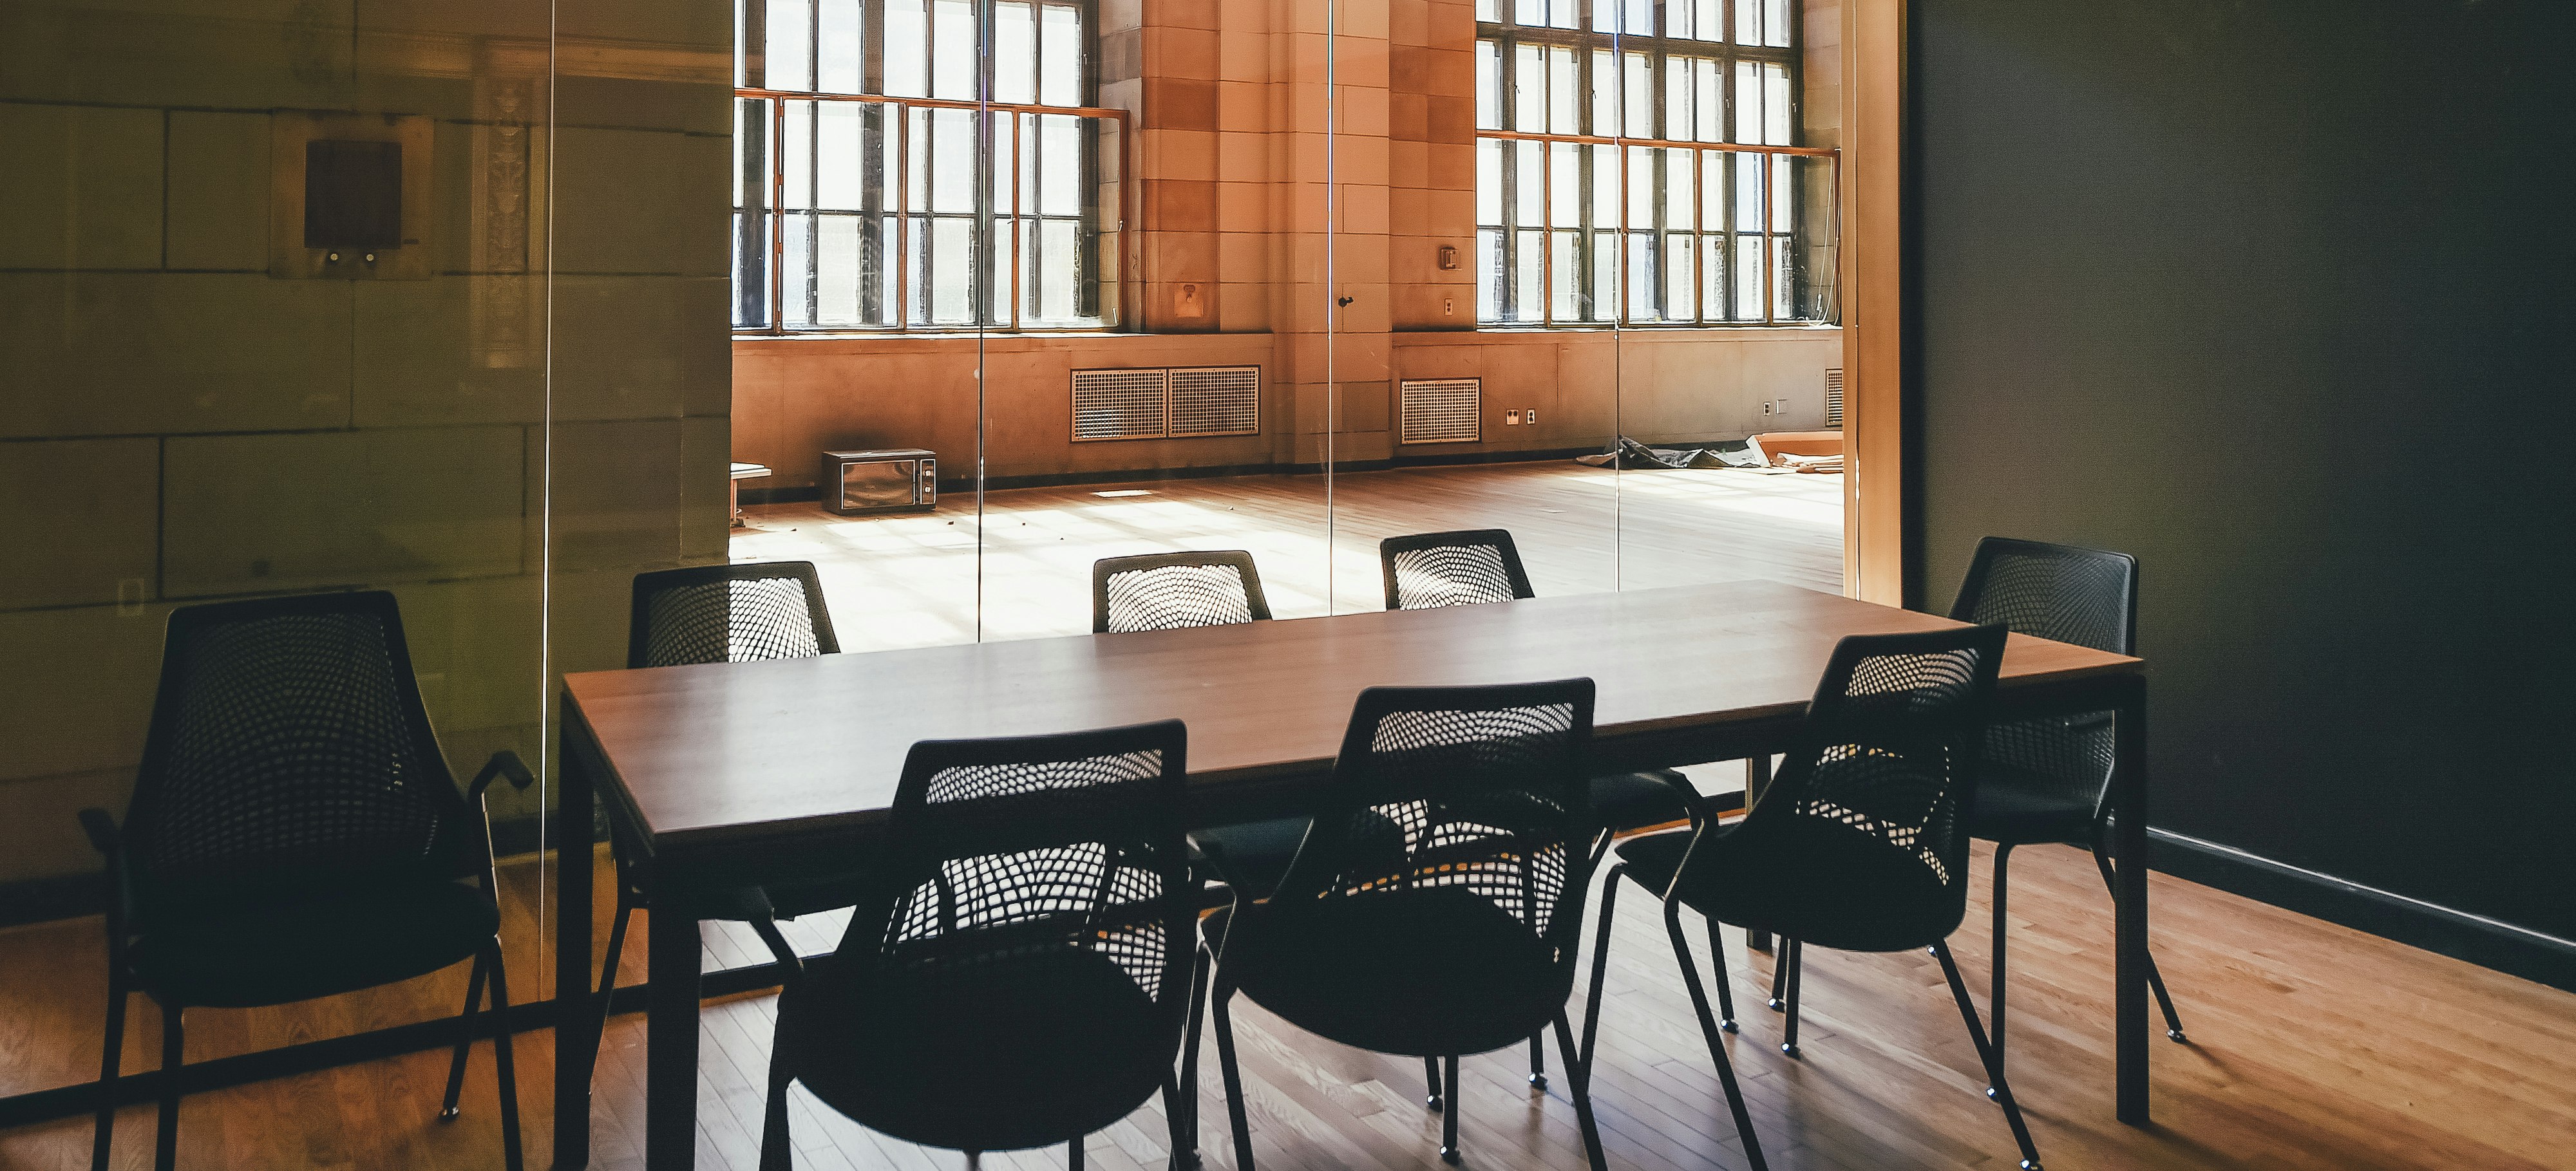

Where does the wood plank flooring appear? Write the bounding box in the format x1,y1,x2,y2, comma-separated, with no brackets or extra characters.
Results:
5,838,2572,1170
730,462,1846,652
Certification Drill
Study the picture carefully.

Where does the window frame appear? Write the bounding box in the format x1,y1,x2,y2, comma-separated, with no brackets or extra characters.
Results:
1475,0,1839,328
734,0,1133,335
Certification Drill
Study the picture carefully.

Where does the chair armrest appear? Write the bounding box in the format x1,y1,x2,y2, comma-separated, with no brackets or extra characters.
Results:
79,807,122,857
468,750,537,802
726,886,805,980
1184,830,1260,898
1637,769,1719,830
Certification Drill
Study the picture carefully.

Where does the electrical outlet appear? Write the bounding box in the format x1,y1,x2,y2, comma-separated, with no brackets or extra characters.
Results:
1524,409,1539,426
1506,410,1522,425
1761,401,1774,415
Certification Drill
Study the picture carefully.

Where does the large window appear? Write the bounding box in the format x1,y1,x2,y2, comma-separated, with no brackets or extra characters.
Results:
734,0,1122,332
1475,0,1834,326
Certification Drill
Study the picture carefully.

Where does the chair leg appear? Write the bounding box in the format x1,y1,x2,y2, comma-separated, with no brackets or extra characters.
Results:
1423,1055,1443,1112
154,1003,180,1171
1778,939,1804,1058
1660,901,1768,1171
1766,938,1790,1010
1703,915,1738,1031
598,886,636,1033
1178,945,1212,1167
1160,1073,1192,1171
1209,981,1257,1171
93,977,126,1171
1438,1055,1461,1163
1068,1137,1083,1170
759,1045,793,1171
2091,841,2188,1042
1551,1015,1609,1171
1931,942,2045,1170
440,949,489,1119
1578,863,1624,1075
1989,841,2013,1096
1527,1034,1548,1091
482,942,526,1171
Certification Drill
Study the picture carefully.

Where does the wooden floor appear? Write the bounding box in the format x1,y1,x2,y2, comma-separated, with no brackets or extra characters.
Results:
730,461,1847,651
5,838,2573,1171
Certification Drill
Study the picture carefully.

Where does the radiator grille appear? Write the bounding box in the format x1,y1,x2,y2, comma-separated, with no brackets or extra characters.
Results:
1167,366,1260,437
1824,367,1845,428
1398,379,1482,445
1071,368,1168,441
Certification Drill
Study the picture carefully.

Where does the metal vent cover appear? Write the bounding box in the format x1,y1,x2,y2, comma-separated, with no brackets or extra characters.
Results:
1398,378,1482,445
1167,366,1260,437
1072,368,1168,441
1824,367,1845,428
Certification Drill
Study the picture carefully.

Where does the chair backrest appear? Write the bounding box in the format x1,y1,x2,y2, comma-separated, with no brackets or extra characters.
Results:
1379,529,1535,610
835,720,1195,1036
1947,537,2137,812
1092,550,1272,633
629,561,839,668
126,591,473,903
1268,680,1598,986
1744,625,2007,940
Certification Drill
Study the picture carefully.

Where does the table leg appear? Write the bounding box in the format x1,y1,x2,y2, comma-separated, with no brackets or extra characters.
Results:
1743,754,1774,953
2114,676,2149,1125
645,906,704,1171
554,724,596,1168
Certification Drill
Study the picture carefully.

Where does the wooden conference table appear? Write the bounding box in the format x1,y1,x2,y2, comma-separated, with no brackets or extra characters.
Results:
551,579,2154,1170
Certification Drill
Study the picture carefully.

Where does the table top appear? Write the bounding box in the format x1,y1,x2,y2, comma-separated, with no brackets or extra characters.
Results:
564,579,2141,858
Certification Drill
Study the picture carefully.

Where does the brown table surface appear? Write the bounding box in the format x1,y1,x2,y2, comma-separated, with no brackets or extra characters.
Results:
563,578,2139,863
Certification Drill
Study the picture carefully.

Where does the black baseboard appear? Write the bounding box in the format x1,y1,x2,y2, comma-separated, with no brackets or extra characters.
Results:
739,449,1608,505
2149,829,2576,993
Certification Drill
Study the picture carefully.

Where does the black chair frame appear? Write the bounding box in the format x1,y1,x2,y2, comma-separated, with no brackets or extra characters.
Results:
1092,550,1274,633
79,590,533,1171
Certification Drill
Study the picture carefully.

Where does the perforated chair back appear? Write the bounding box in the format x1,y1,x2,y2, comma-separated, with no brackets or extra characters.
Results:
835,720,1195,1038
1269,680,1598,991
1092,550,1272,633
629,561,839,669
1379,529,1535,610
1947,538,2137,817
125,592,474,905
1741,625,2007,942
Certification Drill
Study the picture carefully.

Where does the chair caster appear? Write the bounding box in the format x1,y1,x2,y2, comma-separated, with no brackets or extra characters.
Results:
1779,1043,1801,1058
1439,1147,1461,1165
1985,1086,1998,1100
438,1106,460,1121
1426,1094,1444,1112
2168,1029,2188,1043
1527,1073,1548,1091
1765,997,1785,1011
2020,1161,2042,1170
1719,1018,1739,1033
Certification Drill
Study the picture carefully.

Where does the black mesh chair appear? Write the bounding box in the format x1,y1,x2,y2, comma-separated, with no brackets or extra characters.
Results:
1380,528,1741,1091
1582,626,2041,1171
1186,680,1611,1171
78,591,533,1171
742,721,1198,1170
1950,537,2186,1080
596,563,852,1051
1093,550,1274,633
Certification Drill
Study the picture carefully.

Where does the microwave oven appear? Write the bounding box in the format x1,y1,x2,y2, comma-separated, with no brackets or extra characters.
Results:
820,448,937,516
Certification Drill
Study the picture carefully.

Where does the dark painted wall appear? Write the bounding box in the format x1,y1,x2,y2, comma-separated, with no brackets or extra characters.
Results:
1910,0,2576,941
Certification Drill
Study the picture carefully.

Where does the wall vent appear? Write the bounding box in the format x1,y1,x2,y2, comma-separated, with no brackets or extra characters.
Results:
1167,366,1260,437
1397,378,1482,445
1824,367,1845,428
1071,368,1169,441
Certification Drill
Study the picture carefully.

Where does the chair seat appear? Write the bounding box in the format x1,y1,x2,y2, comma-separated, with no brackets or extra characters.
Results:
1188,816,1311,902
1616,818,1960,954
130,877,497,1009
777,948,1170,1152
1967,765,2100,845
1207,885,1566,1058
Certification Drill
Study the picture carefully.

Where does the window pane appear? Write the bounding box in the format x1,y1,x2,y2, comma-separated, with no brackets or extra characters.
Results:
817,0,860,91
1626,0,1651,35
1517,0,1544,26
1774,236,1794,318
1627,232,1654,321
1587,230,1615,320
1552,230,1580,320
886,0,927,95
1624,52,1650,141
1734,233,1763,319
996,2,1037,104
933,0,975,100
1515,228,1543,319
782,211,814,325
768,0,812,90
1041,5,1081,105
816,214,862,325
1031,220,1079,322
1701,149,1725,227
1478,227,1503,321
931,216,973,322
1479,0,1497,20
1696,60,1722,142
929,108,975,213
1626,145,1651,230
1590,48,1618,137
1550,140,1580,228
1695,0,1722,41
1477,41,1500,129
1665,231,1696,319
1734,0,1759,46
816,102,867,209
1039,114,1080,216
782,99,814,210
1515,140,1541,225
1734,61,1760,143
1766,0,1792,46
1735,153,1764,232
1766,63,1794,145
1514,44,1544,132
1701,234,1725,319
1477,138,1502,224
1586,142,1614,227
1665,147,1695,229
1548,46,1577,133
